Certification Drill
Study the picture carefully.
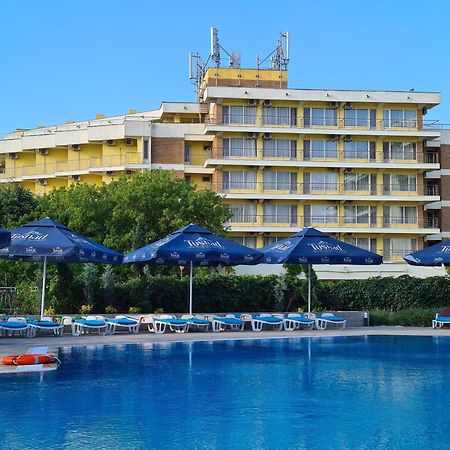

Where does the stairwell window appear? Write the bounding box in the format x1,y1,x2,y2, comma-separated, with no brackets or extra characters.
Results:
263,204,298,224
304,108,337,127
263,139,297,159
222,105,256,125
344,237,377,253
383,110,417,128
304,204,338,225
223,171,257,191
383,142,416,161
184,144,191,164
344,205,377,225
223,138,256,158
304,140,338,159
229,203,257,223
262,107,297,126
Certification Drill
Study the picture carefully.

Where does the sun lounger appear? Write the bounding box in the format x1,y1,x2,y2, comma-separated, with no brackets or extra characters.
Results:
0,317,33,337
27,317,64,336
147,315,189,334
245,313,284,332
204,315,245,333
432,308,450,328
283,313,315,331
310,313,346,330
105,315,140,334
181,315,210,332
66,316,109,336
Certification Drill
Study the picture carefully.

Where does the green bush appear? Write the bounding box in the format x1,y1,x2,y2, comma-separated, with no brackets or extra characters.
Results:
370,308,437,327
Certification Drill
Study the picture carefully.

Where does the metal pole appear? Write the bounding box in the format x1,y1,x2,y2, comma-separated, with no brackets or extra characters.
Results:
308,264,311,315
40,256,47,320
189,260,193,315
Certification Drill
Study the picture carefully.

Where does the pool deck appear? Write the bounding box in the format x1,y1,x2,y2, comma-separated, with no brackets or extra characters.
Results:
1,326,450,360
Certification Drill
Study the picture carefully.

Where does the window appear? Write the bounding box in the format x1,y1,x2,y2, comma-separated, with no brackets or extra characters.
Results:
263,204,297,224
222,105,256,125
223,138,256,158
344,237,377,253
344,173,372,192
233,236,257,248
344,141,374,159
383,142,416,161
384,206,417,225
383,110,417,128
305,172,338,191
263,236,281,246
229,203,257,223
263,139,297,159
344,205,377,225
304,108,337,127
304,140,338,159
263,171,297,192
343,109,369,127
304,204,338,225
143,139,149,161
383,238,417,257
262,107,297,126
184,144,191,164
223,171,257,190
389,174,416,192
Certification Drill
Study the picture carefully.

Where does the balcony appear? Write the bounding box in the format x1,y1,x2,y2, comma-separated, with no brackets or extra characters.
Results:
226,215,438,234
205,114,440,136
426,152,439,164
218,182,430,198
426,185,439,196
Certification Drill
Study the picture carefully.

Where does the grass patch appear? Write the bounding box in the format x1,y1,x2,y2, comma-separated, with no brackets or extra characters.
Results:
370,308,438,327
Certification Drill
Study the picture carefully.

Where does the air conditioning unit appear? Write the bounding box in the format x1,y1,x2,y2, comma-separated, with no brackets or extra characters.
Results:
106,140,116,146
329,101,339,109
37,148,48,156
38,179,48,186
125,138,134,146
328,167,338,172
344,168,353,174
106,171,115,176
203,145,212,152
125,170,133,175
263,100,272,107
263,133,272,140
9,153,19,159
343,135,352,142
329,134,338,141
248,99,257,106
71,144,81,151
247,132,256,138
71,175,81,182
344,102,353,109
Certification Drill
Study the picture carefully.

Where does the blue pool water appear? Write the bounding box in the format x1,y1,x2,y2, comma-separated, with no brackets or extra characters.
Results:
1,335,450,449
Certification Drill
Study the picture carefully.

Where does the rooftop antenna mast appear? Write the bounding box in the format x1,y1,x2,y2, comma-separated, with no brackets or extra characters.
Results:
256,32,290,86
188,52,205,100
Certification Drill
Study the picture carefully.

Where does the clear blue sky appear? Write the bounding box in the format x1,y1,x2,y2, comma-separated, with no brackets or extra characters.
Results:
1,0,449,136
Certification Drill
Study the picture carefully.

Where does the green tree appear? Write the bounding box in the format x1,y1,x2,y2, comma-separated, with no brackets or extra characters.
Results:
0,184,38,228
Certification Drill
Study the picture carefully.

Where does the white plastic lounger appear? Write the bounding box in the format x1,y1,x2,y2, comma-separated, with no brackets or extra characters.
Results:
204,315,245,333
181,315,210,332
283,313,315,331
246,313,284,332
105,315,140,334
28,317,64,336
0,318,34,337
65,316,109,336
147,315,189,334
432,314,450,329
310,313,346,330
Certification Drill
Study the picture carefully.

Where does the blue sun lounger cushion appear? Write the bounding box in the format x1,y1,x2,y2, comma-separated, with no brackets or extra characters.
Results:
75,319,106,327
0,321,28,329
106,318,138,325
28,320,61,328
286,315,314,323
318,315,345,322
253,315,283,323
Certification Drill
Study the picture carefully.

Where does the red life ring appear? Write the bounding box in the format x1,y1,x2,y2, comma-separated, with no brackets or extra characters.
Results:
2,354,57,366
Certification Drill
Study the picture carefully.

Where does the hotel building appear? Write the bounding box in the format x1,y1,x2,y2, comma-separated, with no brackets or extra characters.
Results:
0,67,443,263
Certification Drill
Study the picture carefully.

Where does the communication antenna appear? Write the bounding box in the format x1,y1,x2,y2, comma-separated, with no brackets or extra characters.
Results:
188,52,205,98
257,32,290,71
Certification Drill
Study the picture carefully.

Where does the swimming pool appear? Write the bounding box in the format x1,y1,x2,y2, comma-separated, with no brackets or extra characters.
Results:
1,335,449,449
